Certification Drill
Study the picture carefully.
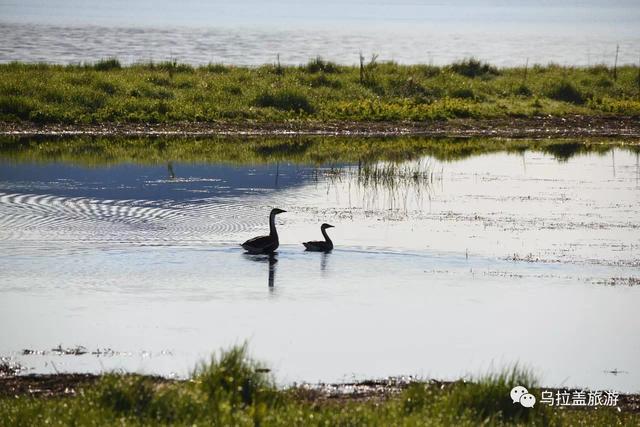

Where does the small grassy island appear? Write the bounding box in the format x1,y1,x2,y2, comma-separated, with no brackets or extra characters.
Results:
1,58,638,127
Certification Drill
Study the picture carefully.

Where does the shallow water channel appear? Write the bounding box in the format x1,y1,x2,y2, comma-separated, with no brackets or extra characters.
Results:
0,137,638,392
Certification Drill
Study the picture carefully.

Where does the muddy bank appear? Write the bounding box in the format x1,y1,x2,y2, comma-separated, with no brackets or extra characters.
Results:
1,374,639,413
1,116,639,138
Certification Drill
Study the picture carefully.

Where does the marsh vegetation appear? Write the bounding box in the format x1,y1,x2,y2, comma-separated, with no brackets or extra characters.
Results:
1,345,637,426
1,59,639,124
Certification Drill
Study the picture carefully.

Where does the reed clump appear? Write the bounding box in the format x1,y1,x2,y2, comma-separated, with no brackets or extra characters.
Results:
546,80,585,104
254,89,314,113
450,58,500,78
89,58,122,71
304,56,340,73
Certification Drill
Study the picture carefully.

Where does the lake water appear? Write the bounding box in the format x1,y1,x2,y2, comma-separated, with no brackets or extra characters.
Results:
1,0,639,66
0,137,639,392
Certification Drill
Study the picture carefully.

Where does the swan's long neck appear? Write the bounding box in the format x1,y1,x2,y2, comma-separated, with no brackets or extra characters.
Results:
321,227,332,244
269,213,278,238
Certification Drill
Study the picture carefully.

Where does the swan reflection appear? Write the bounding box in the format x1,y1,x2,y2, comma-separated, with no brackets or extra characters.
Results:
243,253,278,290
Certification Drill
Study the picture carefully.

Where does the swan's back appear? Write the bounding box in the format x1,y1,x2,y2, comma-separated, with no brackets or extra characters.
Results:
242,235,279,254
303,240,333,252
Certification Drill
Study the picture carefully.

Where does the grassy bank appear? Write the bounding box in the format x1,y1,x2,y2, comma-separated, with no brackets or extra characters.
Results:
1,59,639,124
1,346,637,426
1,135,638,166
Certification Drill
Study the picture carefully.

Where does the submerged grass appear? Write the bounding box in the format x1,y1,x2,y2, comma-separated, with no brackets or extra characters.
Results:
0,345,636,426
0,60,639,123
356,160,435,191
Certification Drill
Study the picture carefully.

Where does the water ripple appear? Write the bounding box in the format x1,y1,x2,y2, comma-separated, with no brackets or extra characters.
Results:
0,191,266,250
1,22,639,66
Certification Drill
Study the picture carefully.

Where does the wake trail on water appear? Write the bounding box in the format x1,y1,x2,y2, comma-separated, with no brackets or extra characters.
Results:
0,192,267,250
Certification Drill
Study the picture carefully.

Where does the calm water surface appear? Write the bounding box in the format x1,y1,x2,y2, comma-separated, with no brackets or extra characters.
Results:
0,139,639,392
1,0,639,65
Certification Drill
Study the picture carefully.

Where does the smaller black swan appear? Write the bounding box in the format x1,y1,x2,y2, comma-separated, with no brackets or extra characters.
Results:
241,208,286,254
303,223,335,252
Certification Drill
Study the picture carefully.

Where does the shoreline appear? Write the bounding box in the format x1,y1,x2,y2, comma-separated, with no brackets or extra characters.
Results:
1,373,639,413
2,116,640,139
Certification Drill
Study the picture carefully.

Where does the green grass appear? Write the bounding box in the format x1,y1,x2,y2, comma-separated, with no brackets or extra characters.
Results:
0,345,637,426
0,135,637,167
0,59,639,123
